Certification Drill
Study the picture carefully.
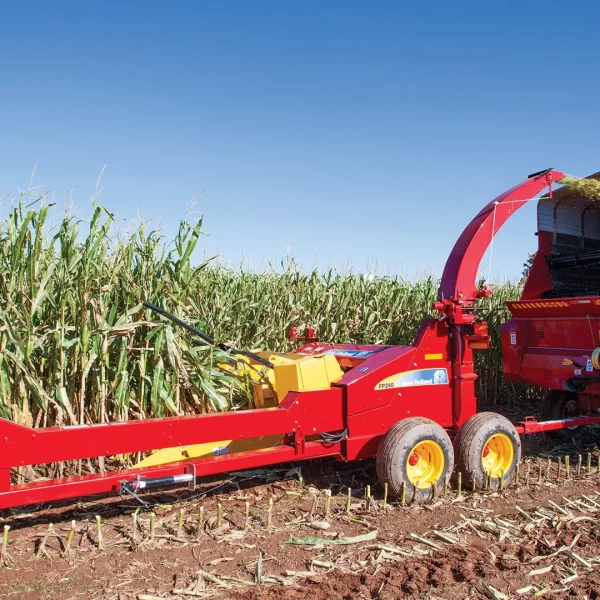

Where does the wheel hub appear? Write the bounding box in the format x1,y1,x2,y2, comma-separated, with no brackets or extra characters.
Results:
405,440,445,489
481,433,514,478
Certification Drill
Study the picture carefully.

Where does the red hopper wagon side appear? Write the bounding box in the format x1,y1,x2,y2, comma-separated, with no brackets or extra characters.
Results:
502,171,600,436
1,167,599,511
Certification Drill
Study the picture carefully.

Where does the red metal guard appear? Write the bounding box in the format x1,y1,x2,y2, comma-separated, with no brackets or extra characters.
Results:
0,388,344,508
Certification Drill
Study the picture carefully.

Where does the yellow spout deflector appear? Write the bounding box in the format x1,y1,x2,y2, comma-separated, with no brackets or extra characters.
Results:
137,352,343,468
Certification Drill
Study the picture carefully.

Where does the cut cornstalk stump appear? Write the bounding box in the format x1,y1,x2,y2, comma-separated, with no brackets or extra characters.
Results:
546,458,551,480
217,503,223,529
95,515,104,550
401,481,407,507
557,457,562,481
324,489,332,519
587,452,592,473
267,497,273,529
1,525,12,566
309,493,318,520
197,506,204,537
500,470,504,492
36,523,54,559
457,472,462,498
256,551,263,584
177,508,184,537
443,475,449,497
346,488,352,515
577,454,582,477
365,485,371,511
383,482,388,511
565,455,570,479
515,462,520,487
537,460,542,483
66,520,76,553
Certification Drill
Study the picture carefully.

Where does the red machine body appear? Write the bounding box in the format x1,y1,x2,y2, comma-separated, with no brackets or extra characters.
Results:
1,168,597,510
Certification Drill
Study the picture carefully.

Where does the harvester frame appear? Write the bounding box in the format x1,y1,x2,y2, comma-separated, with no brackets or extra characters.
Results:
1,167,599,510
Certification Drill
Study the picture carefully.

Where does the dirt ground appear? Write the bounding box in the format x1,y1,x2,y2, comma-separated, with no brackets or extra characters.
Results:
2,433,600,600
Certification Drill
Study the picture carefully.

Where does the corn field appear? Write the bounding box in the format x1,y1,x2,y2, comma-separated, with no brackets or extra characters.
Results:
0,193,531,429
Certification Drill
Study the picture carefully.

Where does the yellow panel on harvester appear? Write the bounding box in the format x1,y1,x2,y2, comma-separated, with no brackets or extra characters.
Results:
273,354,343,402
136,353,343,469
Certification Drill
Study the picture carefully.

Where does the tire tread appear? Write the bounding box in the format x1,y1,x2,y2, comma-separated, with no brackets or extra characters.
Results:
376,417,454,499
453,412,520,489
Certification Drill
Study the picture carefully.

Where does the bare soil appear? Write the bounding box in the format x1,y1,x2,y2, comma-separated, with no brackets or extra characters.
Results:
2,432,600,600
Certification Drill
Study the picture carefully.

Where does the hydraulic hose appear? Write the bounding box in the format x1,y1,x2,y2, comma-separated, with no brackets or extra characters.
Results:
143,301,274,369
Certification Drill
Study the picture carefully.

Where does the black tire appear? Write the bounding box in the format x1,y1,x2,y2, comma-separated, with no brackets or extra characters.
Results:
376,417,454,502
545,391,584,440
454,412,521,490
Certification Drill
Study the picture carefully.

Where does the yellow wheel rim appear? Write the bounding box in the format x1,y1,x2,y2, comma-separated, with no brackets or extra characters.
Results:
481,433,514,479
405,440,445,489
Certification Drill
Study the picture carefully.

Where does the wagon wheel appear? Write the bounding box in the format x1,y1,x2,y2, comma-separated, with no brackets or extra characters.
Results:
545,391,585,440
376,417,454,502
453,412,521,490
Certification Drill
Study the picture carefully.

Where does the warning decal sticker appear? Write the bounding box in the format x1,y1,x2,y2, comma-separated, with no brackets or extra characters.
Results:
375,368,449,390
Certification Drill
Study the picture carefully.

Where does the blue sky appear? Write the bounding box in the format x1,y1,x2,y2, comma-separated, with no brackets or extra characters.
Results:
1,1,599,281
